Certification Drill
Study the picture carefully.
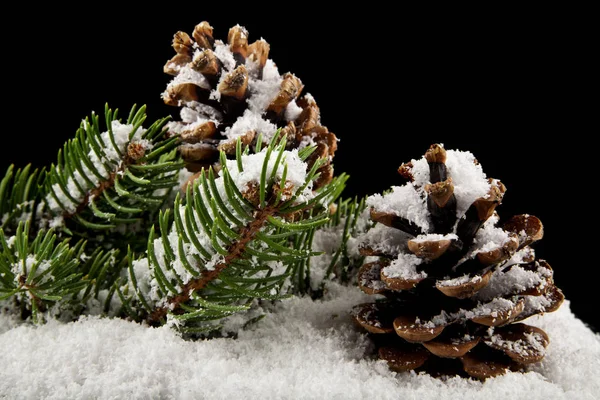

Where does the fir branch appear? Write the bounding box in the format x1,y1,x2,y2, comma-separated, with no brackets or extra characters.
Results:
0,164,44,234
148,204,278,323
0,221,111,323
122,136,341,331
41,104,183,253
303,194,371,296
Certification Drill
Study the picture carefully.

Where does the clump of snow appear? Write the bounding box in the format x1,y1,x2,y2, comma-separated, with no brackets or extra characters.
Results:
163,65,210,95
223,109,279,142
225,147,311,203
358,223,409,256
366,184,430,232
475,263,551,301
382,253,425,280
1,286,598,399
472,221,512,254
212,40,236,72
410,147,491,218
309,226,345,289
285,100,303,122
437,273,482,287
246,59,282,113
445,150,490,215
411,233,458,243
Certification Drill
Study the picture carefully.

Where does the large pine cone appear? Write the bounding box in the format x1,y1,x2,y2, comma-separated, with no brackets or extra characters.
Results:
352,144,564,379
162,21,337,189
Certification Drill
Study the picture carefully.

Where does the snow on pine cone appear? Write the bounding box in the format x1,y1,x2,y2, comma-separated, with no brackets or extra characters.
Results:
352,144,564,379
162,21,337,189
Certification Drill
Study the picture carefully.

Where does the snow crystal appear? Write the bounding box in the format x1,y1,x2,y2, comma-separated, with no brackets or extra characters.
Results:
486,331,547,358
472,221,511,254
437,273,482,287
475,264,551,301
1,286,598,399
213,40,236,72
445,150,490,215
285,100,303,122
164,65,210,93
358,223,409,255
410,148,490,218
411,233,458,243
225,147,311,204
366,183,430,232
246,59,282,113
382,253,425,280
223,109,279,142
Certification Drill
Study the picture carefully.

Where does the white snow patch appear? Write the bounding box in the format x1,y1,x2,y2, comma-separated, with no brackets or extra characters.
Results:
358,223,409,256
285,100,303,122
223,109,279,143
382,253,425,280
0,288,598,399
366,183,430,232
246,59,282,113
225,148,311,204
411,233,458,243
213,40,236,72
410,148,490,217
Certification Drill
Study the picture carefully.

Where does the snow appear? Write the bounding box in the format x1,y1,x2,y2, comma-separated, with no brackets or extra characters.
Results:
285,100,303,121
473,217,511,254
366,183,430,232
164,65,211,94
1,284,598,400
358,223,410,255
382,253,425,280
225,148,311,201
378,147,491,233
213,40,236,72
411,233,458,243
223,109,279,142
437,273,482,287
246,59,282,113
475,263,551,301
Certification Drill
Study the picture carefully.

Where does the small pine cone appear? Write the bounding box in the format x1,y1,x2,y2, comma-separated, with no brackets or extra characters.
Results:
352,144,564,380
162,22,337,189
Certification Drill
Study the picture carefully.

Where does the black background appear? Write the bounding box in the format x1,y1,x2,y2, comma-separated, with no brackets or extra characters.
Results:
1,8,596,332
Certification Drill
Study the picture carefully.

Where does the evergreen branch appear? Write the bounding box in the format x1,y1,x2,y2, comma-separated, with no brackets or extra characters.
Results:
0,221,111,323
148,204,279,324
0,164,44,234
301,194,371,296
122,137,337,332
41,104,183,254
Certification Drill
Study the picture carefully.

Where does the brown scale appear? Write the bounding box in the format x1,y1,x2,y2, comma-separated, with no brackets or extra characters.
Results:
352,144,564,379
163,21,337,190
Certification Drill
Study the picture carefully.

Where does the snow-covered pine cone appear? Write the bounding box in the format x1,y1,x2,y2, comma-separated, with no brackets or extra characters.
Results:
162,21,337,189
352,144,564,380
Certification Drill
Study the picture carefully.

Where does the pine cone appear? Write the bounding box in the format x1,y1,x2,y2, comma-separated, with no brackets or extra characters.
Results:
352,144,564,379
162,22,337,189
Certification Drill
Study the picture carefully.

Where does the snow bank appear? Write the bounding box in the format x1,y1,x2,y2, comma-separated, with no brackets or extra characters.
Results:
1,284,598,400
